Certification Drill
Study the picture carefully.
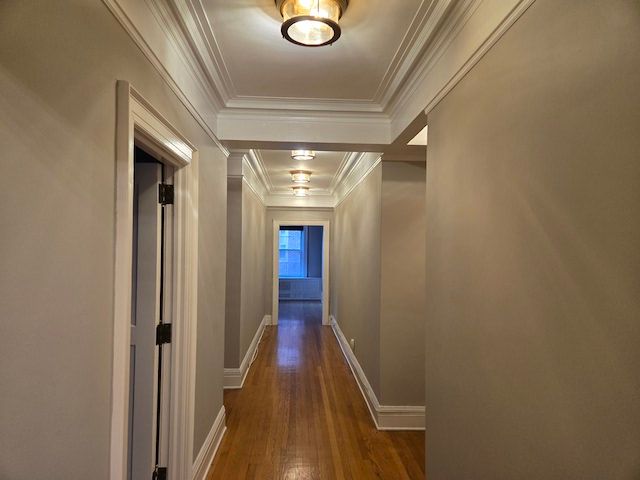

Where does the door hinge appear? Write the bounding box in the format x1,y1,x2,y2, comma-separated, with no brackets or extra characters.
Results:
158,183,174,205
153,466,167,480
156,323,172,345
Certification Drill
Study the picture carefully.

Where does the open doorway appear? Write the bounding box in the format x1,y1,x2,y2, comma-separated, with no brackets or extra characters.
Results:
272,220,330,325
111,82,199,480
128,147,173,480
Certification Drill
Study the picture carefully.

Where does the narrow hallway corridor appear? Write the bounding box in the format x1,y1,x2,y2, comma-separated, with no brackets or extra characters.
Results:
208,302,425,479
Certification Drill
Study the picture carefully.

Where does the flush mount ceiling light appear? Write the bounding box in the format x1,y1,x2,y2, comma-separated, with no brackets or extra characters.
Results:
292,185,310,197
290,170,312,184
276,0,349,47
291,150,315,161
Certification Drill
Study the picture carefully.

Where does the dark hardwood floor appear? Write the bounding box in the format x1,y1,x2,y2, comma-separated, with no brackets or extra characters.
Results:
208,301,425,479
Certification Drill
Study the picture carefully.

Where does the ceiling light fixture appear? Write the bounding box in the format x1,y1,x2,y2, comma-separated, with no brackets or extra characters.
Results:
292,185,310,197
290,170,312,184
276,0,348,47
291,150,315,161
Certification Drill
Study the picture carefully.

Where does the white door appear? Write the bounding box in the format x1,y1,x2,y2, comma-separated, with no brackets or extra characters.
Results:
129,158,172,480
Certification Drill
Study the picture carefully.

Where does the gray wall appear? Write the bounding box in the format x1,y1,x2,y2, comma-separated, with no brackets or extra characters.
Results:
307,225,324,278
380,162,426,406
331,167,383,396
224,178,243,367
425,0,640,478
225,179,267,369
265,208,333,314
239,184,267,362
0,1,227,477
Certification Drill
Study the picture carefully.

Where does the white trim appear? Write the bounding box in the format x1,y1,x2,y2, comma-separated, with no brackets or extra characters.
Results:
272,222,330,326
333,154,383,208
223,315,270,389
110,81,199,480
330,316,425,431
101,0,229,156
191,406,227,480
105,0,534,146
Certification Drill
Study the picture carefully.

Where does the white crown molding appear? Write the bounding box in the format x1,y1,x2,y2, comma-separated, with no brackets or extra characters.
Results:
333,153,382,208
168,0,236,103
330,316,425,430
106,0,534,146
101,0,230,156
329,152,366,194
389,0,535,138
373,0,453,107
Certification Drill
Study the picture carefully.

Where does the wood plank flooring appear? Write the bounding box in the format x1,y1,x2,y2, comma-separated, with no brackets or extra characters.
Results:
208,301,425,479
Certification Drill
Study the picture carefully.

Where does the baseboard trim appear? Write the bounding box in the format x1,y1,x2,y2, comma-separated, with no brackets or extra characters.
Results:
192,406,226,480
330,315,425,431
224,314,270,389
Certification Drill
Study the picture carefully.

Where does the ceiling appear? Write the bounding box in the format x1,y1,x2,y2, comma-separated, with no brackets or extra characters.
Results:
257,149,347,195
201,0,424,101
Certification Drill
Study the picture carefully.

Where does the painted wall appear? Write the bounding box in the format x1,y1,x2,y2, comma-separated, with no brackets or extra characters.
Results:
379,162,426,406
425,0,640,478
307,225,324,278
0,1,227,477
224,178,242,367
332,167,383,396
239,184,267,362
265,208,334,314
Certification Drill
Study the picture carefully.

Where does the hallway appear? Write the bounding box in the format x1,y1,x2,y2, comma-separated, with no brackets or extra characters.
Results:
208,302,425,479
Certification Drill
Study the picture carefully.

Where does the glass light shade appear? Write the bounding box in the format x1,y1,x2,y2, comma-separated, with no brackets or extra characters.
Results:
292,186,310,197
278,0,347,47
290,170,311,184
291,150,315,161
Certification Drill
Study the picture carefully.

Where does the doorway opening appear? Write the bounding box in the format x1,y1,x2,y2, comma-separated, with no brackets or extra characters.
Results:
128,147,173,480
111,82,199,480
272,220,330,326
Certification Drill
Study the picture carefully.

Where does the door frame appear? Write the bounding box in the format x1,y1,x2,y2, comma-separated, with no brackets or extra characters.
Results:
272,220,330,326
110,81,199,480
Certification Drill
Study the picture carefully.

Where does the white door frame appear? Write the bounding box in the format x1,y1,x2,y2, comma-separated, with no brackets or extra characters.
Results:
272,220,330,326
110,81,199,480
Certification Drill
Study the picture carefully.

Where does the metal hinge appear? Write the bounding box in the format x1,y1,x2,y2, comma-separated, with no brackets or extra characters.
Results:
156,323,172,345
158,183,174,205
152,466,167,480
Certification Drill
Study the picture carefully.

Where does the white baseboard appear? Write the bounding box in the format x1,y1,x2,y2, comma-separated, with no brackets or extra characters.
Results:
330,315,425,431
192,406,226,480
224,314,269,389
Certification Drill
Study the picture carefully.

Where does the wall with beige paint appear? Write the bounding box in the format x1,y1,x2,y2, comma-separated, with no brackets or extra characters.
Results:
225,179,268,368
240,184,267,361
380,162,426,406
425,0,640,477
332,167,383,395
0,1,227,477
331,162,426,406
225,178,243,367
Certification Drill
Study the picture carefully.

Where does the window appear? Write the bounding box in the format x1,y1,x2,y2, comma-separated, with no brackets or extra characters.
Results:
279,227,306,278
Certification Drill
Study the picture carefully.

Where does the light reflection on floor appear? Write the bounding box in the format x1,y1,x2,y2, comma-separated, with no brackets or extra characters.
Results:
276,301,321,369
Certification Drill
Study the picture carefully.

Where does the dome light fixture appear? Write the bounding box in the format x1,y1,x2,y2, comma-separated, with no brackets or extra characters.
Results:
292,185,310,197
290,170,312,184
276,0,349,47
291,150,315,161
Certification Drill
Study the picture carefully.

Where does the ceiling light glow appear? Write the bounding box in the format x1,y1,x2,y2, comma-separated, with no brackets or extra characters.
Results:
292,185,310,197
276,0,348,47
291,150,315,161
290,170,312,184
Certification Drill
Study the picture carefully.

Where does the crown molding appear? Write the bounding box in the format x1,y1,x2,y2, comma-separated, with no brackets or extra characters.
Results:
373,0,453,107
333,153,382,208
105,0,535,146
102,0,229,156
389,0,535,138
